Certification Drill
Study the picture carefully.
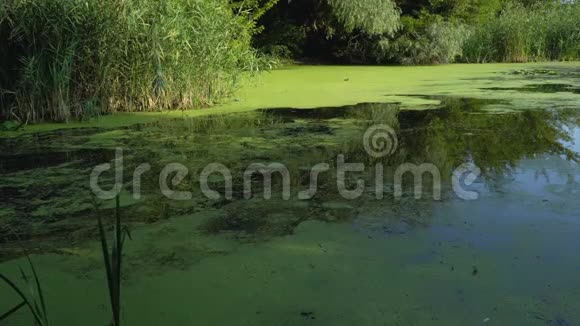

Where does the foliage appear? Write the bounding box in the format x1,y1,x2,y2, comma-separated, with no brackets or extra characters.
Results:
327,0,401,36
253,0,401,61
255,0,579,64
0,257,48,325
0,0,266,122
230,0,280,35
0,0,578,122
377,16,470,64
97,196,130,326
429,0,503,22
254,20,308,59
462,1,580,63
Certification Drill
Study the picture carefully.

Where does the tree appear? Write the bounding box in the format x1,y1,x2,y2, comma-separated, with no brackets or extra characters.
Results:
257,0,400,37
427,0,503,22
254,0,401,60
326,0,401,35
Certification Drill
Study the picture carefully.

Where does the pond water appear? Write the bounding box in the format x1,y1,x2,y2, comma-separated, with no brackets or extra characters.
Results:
1,64,579,325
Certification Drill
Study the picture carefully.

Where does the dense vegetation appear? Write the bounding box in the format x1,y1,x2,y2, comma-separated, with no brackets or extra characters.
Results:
256,0,580,64
463,1,580,62
0,0,578,122
0,0,273,122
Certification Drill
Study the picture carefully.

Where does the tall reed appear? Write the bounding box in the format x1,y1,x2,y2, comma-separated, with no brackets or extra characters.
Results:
463,1,580,63
0,0,263,122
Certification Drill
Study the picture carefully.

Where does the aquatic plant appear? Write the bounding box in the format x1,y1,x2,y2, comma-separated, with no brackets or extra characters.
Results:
0,0,269,122
97,196,131,326
0,197,129,325
0,256,49,325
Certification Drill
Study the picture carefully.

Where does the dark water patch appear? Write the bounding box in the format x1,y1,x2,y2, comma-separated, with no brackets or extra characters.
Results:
507,69,560,76
547,317,572,326
506,67,580,79
30,127,106,140
280,124,335,137
201,201,307,238
261,107,351,120
380,220,412,235
260,102,400,120
396,95,508,109
0,127,107,159
0,185,22,197
482,84,579,94
396,98,503,128
0,148,115,173
461,76,509,82
128,113,290,136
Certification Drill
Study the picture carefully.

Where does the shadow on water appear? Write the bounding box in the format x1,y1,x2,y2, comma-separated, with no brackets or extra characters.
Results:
482,83,580,94
0,149,115,173
260,102,400,120
0,96,579,254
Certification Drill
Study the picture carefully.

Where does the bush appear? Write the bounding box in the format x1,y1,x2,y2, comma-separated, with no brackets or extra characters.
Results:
0,0,262,122
254,20,307,59
377,17,470,65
